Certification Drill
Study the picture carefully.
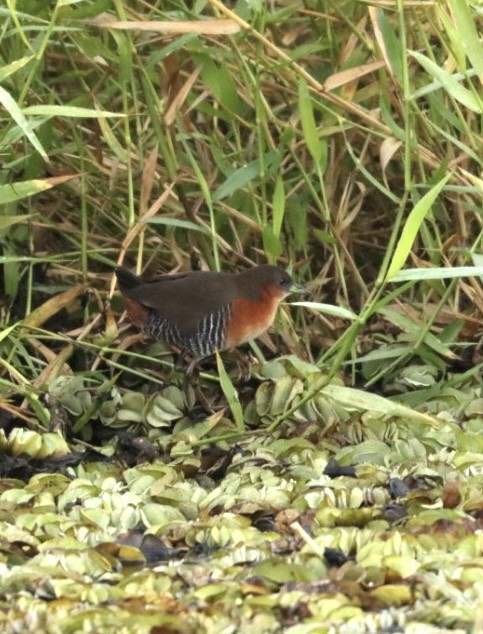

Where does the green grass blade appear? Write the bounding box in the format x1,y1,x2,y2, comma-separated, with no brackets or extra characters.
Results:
272,175,285,238
0,86,48,160
216,352,244,432
386,174,451,280
213,150,280,202
0,55,34,82
447,0,483,79
298,78,322,163
0,178,66,204
410,51,482,113
22,105,125,117
392,266,483,282
290,301,358,321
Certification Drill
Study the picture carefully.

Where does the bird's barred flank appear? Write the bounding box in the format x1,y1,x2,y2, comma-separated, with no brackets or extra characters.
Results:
146,303,231,357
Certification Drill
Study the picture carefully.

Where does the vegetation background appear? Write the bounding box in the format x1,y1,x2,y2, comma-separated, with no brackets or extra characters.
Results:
0,1,482,632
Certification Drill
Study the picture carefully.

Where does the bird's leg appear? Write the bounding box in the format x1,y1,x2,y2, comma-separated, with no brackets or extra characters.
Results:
180,357,219,414
173,351,207,377
220,348,254,381
186,355,204,377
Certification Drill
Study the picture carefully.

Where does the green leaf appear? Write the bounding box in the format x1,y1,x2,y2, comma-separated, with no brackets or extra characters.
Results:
0,214,33,231
339,439,391,465
0,55,34,82
410,51,482,113
298,79,322,162
272,175,285,237
472,253,483,284
0,323,18,344
262,225,283,259
4,0,32,50
392,265,483,282
97,115,129,163
377,309,457,363
252,559,315,583
0,180,54,205
271,376,304,416
291,301,358,321
446,0,483,79
213,161,260,201
213,150,280,201
286,202,308,250
142,217,206,233
0,86,48,160
386,174,451,280
22,105,124,117
66,0,112,19
201,59,242,115
216,352,244,431
374,8,403,83
322,384,439,427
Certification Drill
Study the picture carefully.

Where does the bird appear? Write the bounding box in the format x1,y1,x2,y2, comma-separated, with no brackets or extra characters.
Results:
115,264,307,366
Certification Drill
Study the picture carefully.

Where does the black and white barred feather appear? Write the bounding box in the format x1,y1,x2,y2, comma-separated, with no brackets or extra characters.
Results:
146,303,231,357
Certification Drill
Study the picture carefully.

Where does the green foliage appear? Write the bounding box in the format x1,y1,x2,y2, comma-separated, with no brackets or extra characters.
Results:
0,0,482,628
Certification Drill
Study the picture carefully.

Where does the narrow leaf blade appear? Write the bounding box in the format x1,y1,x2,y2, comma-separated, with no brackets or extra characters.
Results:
387,174,451,280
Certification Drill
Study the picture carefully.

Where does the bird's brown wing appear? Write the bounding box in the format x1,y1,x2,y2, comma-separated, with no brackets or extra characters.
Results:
119,270,239,336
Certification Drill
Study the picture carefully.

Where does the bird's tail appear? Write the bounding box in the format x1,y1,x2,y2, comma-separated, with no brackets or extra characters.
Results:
115,267,143,293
